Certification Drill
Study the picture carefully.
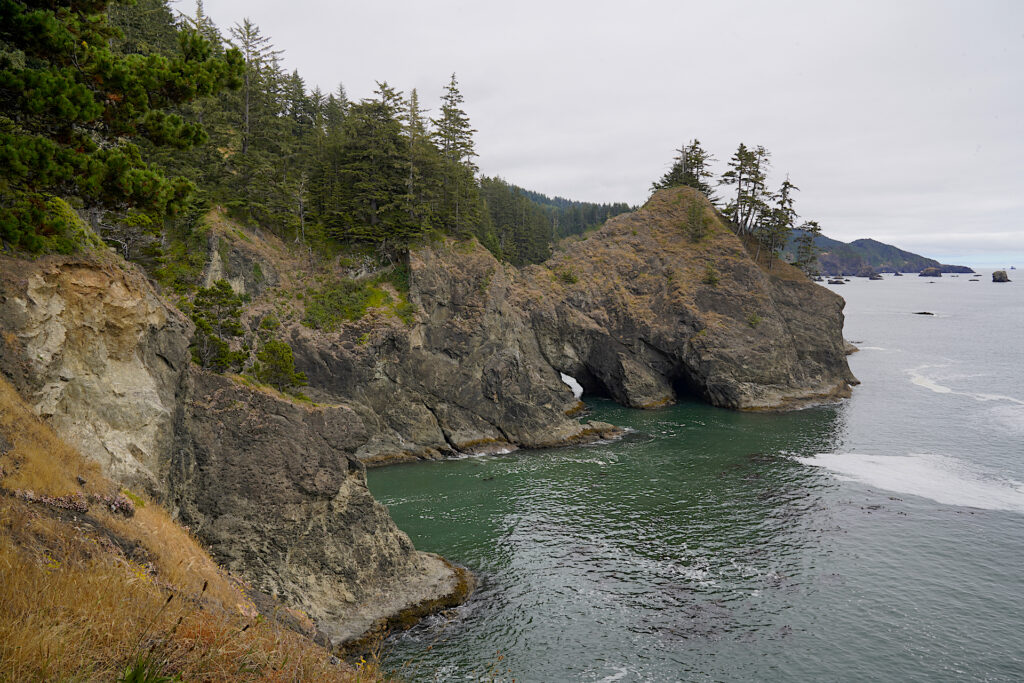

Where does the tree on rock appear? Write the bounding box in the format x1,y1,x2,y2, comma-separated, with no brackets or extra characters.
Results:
0,0,243,252
253,340,307,394
652,139,717,201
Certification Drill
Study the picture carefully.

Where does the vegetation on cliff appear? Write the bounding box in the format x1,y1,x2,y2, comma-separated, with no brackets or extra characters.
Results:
0,377,380,681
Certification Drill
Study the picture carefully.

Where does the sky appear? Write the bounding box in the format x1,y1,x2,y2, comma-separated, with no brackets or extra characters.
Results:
193,0,1024,267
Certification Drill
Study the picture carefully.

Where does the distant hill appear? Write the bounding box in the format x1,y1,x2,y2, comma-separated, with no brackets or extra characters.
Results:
785,232,974,275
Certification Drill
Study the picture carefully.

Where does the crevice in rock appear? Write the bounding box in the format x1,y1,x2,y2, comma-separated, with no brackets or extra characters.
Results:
420,402,460,454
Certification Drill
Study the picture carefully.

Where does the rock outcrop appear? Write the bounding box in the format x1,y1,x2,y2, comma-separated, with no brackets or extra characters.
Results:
0,186,858,647
919,267,943,277
0,251,465,650
993,270,1011,283
168,370,468,647
522,189,857,411
0,254,191,494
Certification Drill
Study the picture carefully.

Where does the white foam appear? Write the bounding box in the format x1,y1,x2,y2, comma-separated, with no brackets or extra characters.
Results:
907,365,1024,405
857,346,887,351
560,372,584,399
796,452,1024,513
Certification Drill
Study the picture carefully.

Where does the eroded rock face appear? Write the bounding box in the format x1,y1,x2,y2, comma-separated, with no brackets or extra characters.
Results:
522,189,857,410
992,270,1011,283
0,255,191,494
168,370,458,646
288,241,617,464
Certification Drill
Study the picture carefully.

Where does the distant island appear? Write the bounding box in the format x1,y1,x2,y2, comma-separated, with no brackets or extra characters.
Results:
784,232,974,276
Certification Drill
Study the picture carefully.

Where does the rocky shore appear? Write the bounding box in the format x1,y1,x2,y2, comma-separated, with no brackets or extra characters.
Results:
0,187,856,649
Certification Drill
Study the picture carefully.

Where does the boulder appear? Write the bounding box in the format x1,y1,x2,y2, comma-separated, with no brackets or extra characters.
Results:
993,270,1011,283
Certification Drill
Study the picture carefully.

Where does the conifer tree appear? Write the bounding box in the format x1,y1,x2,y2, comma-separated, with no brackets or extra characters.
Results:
652,139,717,201
720,144,771,237
0,0,242,251
432,73,481,233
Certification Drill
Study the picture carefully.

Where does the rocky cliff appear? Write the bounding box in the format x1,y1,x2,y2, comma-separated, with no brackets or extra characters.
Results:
0,186,857,648
0,251,467,650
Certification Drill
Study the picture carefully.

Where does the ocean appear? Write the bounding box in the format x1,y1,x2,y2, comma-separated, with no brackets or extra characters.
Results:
368,269,1024,682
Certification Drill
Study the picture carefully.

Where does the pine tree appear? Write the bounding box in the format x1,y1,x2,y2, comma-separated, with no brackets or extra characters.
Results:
0,0,242,252
652,139,717,200
793,220,823,277
720,144,771,237
432,73,481,234
758,176,799,268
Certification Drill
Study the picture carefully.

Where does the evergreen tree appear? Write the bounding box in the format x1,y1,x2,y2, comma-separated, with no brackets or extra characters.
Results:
0,0,242,251
432,73,481,234
720,143,771,237
189,279,246,371
793,220,823,277
757,176,798,268
253,339,307,394
652,139,717,200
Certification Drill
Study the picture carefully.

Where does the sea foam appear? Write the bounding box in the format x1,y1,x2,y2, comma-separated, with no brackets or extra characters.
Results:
796,452,1024,513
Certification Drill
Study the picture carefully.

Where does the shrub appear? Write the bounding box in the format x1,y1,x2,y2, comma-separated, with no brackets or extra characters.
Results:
701,262,719,286
685,202,710,242
555,268,578,284
302,279,389,331
252,340,307,394
747,313,762,328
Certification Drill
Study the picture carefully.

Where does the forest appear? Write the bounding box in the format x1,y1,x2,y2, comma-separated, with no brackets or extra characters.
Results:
0,0,630,269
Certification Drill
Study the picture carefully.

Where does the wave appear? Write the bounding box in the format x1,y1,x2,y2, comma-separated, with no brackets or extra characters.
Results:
796,452,1024,513
907,365,1024,405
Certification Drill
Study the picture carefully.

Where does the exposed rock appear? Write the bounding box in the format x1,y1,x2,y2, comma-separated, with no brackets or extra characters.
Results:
827,279,845,284
993,270,1011,283
844,341,859,355
893,272,904,276
855,267,877,278
868,274,883,281
919,267,943,277
523,189,857,411
168,370,463,648
0,254,191,495
913,311,935,316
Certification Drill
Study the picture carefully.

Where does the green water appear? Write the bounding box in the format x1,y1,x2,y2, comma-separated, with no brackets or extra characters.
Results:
368,272,1024,682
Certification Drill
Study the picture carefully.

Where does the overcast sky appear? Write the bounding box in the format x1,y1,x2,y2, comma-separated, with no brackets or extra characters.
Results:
195,0,1023,266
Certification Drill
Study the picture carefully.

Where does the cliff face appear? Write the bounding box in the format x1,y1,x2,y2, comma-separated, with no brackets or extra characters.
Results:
0,252,463,649
524,189,856,410
0,186,857,646
168,370,465,646
0,255,191,494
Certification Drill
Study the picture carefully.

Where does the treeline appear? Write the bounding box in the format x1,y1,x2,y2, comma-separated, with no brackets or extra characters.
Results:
0,0,629,268
478,177,631,266
652,140,822,275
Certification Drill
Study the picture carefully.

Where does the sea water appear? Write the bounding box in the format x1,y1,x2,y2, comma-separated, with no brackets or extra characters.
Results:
368,271,1024,682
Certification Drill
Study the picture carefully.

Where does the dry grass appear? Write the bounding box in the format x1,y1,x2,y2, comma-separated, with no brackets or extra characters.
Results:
0,376,382,682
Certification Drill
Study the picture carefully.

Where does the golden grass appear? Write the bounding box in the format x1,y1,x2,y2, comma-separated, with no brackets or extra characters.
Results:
0,376,382,682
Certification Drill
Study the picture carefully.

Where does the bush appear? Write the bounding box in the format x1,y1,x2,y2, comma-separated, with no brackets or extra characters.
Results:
302,279,389,331
555,268,578,284
701,262,719,286
252,340,307,394
685,202,710,242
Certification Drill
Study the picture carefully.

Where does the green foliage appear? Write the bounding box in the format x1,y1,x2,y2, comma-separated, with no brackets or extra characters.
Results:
302,279,389,330
652,139,717,200
792,220,823,277
189,280,246,371
374,262,410,293
684,202,710,242
701,262,720,286
747,313,762,328
555,268,579,284
0,0,242,252
252,339,307,394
